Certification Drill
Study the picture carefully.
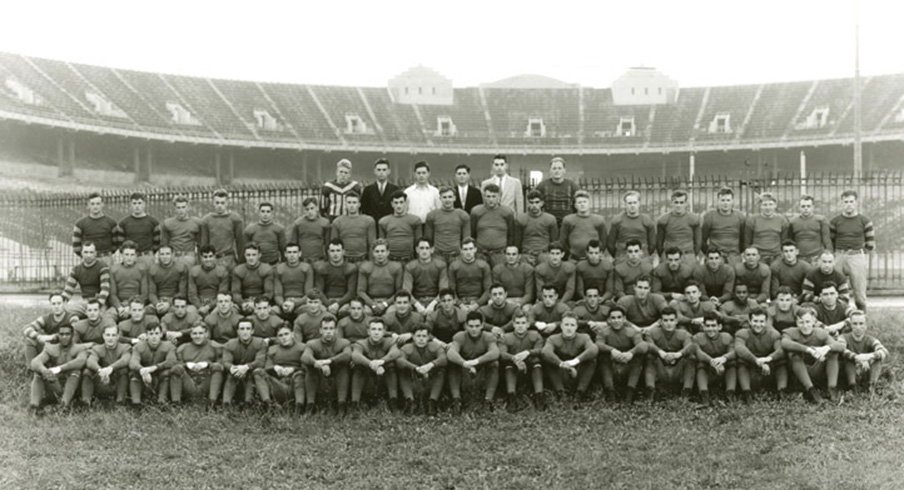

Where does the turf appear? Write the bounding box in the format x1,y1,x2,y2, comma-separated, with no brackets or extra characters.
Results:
2,305,904,489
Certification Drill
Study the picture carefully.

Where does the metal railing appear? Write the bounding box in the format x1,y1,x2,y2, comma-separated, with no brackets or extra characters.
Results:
2,172,903,291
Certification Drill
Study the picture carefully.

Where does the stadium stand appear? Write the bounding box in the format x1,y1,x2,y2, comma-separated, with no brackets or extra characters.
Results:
71,62,182,132
358,87,427,145
482,88,582,145
258,83,338,142
209,78,296,141
693,84,760,142
0,52,902,155
414,88,490,143
161,74,257,139
743,81,812,141
0,52,94,120
309,85,381,143
790,78,852,137
115,68,219,139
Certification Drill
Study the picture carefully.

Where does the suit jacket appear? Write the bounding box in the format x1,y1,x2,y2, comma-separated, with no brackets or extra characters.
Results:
481,175,524,216
453,185,483,214
361,182,400,225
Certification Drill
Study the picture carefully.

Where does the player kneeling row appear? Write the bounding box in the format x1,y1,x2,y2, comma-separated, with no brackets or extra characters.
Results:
28,306,887,414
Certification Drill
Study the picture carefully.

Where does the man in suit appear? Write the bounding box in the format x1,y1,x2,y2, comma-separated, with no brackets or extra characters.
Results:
361,158,399,226
481,154,524,216
453,164,483,214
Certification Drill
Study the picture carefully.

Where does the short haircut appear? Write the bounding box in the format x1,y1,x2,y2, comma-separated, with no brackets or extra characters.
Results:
412,324,430,335
759,192,776,204
172,295,188,305
505,244,520,254
414,161,430,172
86,298,102,309
660,306,677,318
664,246,682,257
635,275,652,287
796,307,816,319
129,192,146,202
550,156,565,167
438,288,455,299
702,311,721,323
213,189,229,199
625,238,642,250
489,283,506,293
391,190,407,201
547,242,565,254
781,240,798,249
368,317,385,328
461,237,477,248
607,306,626,318
82,240,96,250
841,189,858,199
173,195,188,205
586,239,601,251
306,289,323,301
438,186,455,196
285,242,300,252
345,191,361,200
128,296,144,307
254,296,270,305
623,190,640,201
244,243,261,253
774,286,794,297
526,190,544,201
493,154,507,162
320,314,337,326
749,307,768,320
455,164,470,173
574,190,591,200
800,194,814,203
87,192,102,201
683,280,702,292
417,237,434,248
512,310,528,322
199,244,216,256
483,183,501,194
336,158,352,170
120,240,138,253
395,290,412,302
329,237,344,248
717,187,734,198
541,284,558,295
374,158,390,168
302,197,318,207
466,310,484,323
259,201,274,210
818,282,839,294
371,238,389,251
48,291,65,301
561,312,578,322
670,190,688,201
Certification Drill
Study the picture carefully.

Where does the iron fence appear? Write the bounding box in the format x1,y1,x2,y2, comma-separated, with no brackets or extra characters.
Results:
1,172,903,291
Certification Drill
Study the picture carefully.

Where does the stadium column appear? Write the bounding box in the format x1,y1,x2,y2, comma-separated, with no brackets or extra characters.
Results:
57,134,74,177
214,149,234,185
800,150,807,194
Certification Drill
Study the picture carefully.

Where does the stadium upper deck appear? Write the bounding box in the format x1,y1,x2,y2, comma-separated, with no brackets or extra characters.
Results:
0,51,903,155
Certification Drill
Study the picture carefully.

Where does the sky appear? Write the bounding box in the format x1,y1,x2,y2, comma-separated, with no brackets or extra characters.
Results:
0,0,901,88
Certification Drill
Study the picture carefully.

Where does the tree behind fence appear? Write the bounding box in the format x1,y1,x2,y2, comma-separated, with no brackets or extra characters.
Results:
2,173,903,291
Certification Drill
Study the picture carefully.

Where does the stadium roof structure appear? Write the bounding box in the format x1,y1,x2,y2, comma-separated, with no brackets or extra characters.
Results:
0,51,902,155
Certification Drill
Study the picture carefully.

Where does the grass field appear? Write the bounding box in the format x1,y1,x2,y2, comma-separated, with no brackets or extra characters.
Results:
2,306,904,489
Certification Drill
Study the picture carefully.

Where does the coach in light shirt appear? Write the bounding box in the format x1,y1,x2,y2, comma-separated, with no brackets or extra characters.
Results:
482,154,524,216
404,161,442,222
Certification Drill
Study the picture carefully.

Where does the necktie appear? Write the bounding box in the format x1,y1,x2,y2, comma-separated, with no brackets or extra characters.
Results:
461,187,467,205
498,176,504,189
